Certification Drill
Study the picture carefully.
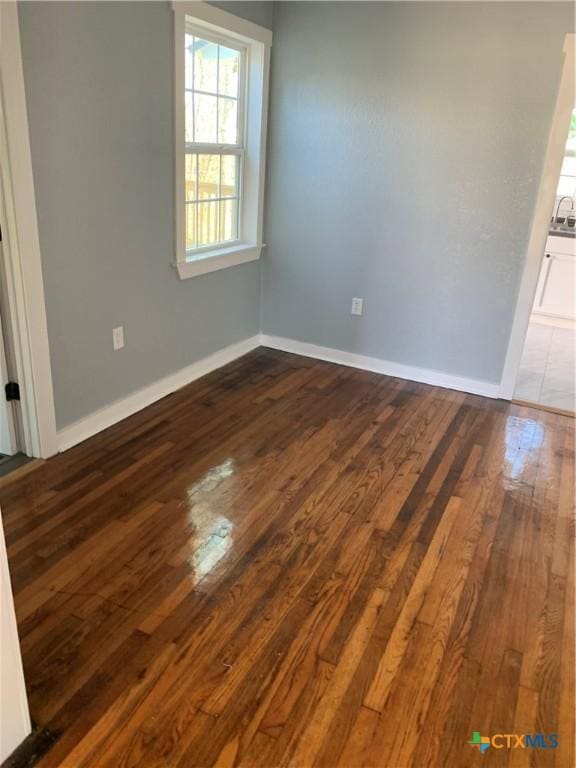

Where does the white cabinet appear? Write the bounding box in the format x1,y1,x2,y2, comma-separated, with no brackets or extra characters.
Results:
532,235,575,321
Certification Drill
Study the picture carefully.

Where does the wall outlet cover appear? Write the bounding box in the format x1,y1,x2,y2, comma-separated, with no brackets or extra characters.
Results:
351,297,363,316
112,326,124,351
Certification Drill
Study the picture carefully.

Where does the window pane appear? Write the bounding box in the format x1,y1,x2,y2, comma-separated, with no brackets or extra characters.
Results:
194,93,217,143
194,38,218,93
561,156,576,176
185,34,194,89
557,176,576,197
218,46,240,97
186,203,197,250
182,33,245,253
220,155,239,198
197,201,219,246
218,97,238,144
185,91,193,142
198,154,220,199
185,154,197,201
219,199,238,242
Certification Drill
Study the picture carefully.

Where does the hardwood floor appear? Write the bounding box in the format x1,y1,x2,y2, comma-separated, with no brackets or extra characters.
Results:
1,348,574,768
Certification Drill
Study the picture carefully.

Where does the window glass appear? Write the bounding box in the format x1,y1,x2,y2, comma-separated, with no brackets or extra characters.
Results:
219,46,240,97
184,31,244,251
194,39,218,93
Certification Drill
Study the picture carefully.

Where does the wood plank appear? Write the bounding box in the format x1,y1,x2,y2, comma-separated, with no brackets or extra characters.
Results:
0,349,571,768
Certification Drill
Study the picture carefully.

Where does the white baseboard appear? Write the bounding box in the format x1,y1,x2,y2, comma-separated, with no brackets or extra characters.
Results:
57,332,503,452
259,334,502,399
56,335,261,451
530,313,575,330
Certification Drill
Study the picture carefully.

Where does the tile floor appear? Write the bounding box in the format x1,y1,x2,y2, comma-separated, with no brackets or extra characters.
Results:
514,321,575,413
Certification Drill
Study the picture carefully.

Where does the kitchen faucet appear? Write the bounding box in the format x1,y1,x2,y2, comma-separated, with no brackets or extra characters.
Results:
553,195,575,226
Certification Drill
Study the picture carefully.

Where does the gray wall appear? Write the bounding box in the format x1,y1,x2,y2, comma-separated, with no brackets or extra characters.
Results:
18,1,272,429
211,1,274,28
262,2,575,384
19,0,576,430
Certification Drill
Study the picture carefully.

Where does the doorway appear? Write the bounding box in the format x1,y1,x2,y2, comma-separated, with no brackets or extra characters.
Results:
0,231,18,458
0,224,31,475
0,0,58,462
501,33,575,408
513,109,576,415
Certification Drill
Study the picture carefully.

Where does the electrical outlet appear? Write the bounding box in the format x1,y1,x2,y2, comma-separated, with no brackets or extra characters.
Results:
112,326,124,351
351,297,363,316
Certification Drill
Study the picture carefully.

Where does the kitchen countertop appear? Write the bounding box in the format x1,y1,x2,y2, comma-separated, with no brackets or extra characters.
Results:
549,228,575,239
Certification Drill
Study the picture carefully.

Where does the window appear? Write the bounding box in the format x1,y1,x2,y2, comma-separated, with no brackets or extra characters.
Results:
173,3,272,280
185,34,243,250
556,107,576,198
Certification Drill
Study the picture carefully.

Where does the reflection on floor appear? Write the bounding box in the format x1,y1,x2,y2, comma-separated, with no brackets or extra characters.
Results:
1,348,574,767
515,321,575,413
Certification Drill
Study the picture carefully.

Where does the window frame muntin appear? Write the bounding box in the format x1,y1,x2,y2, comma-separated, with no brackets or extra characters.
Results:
184,23,247,151
172,2,272,280
184,25,246,253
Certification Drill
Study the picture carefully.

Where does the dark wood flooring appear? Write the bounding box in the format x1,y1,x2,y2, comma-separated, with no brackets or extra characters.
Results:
1,348,574,767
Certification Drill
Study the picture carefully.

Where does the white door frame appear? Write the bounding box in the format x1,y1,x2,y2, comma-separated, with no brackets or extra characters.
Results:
0,2,58,458
0,282,18,456
500,33,575,400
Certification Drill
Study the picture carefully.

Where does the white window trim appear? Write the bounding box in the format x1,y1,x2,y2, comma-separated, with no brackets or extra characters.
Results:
172,2,272,280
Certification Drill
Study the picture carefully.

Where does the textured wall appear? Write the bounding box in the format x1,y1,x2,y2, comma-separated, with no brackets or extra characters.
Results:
19,0,576,428
211,1,274,29
262,2,575,384
18,1,272,429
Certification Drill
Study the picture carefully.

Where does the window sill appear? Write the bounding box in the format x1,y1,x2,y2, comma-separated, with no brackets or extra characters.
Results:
175,242,263,280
